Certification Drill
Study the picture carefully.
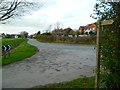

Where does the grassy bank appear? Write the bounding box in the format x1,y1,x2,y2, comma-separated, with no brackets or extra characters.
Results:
31,77,95,89
2,38,27,49
2,38,38,65
36,35,96,45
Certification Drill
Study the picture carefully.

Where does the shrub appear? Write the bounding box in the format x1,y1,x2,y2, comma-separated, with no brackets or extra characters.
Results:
100,21,120,88
35,35,96,44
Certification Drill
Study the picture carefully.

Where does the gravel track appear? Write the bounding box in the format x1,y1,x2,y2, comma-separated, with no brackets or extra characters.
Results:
2,39,96,88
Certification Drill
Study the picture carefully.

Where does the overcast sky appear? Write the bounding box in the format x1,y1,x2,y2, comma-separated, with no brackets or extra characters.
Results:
0,0,98,35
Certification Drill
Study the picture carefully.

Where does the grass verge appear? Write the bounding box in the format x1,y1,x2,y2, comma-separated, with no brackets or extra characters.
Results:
51,41,96,45
31,77,95,89
2,38,27,48
2,39,38,65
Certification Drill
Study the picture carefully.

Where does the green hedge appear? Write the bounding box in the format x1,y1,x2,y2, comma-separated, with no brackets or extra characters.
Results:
100,20,120,88
35,35,96,44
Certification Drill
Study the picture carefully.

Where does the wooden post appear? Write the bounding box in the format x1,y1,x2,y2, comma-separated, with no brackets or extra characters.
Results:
3,52,6,59
8,50,10,57
95,20,101,89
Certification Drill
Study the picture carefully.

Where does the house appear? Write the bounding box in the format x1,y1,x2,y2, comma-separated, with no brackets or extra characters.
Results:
5,34,15,38
85,30,93,35
86,24,97,32
52,28,63,36
15,35,19,38
52,27,75,36
63,27,75,36
78,26,88,34
4,34,21,38
77,23,97,34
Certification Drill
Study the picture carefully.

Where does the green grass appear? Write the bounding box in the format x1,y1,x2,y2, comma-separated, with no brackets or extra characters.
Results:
2,38,27,49
2,38,38,65
36,39,47,43
31,77,95,89
51,41,96,45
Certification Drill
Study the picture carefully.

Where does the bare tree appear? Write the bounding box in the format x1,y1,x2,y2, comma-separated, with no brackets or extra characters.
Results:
0,0,42,21
54,22,63,30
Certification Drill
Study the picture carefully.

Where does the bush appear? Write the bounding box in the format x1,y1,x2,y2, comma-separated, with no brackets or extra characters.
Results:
89,31,96,35
100,21,120,88
41,32,52,35
35,35,56,42
35,35,96,44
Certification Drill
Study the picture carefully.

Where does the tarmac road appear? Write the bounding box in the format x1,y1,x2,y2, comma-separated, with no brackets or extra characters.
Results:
2,39,96,88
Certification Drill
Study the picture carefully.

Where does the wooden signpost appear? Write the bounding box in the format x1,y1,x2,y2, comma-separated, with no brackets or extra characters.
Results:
101,19,114,25
95,19,114,89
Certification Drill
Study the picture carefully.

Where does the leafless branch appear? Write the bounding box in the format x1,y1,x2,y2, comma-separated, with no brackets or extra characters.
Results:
0,0,41,21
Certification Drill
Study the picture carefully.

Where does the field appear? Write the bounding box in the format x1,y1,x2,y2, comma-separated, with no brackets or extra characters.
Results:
2,38,38,65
